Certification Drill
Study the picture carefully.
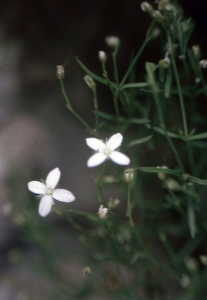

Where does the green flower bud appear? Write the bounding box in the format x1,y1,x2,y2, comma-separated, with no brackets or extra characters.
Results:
56,65,65,80
124,168,134,183
152,10,165,22
165,178,180,191
105,36,120,48
180,274,190,288
84,75,96,89
158,0,174,11
159,57,170,69
157,165,168,180
141,2,153,13
83,266,91,276
200,255,207,266
192,45,201,60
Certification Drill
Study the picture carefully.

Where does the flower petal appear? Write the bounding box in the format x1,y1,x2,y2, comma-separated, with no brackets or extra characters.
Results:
28,181,46,194
46,168,61,189
87,153,107,167
86,138,106,152
109,151,130,165
106,133,123,151
38,195,53,217
53,189,75,202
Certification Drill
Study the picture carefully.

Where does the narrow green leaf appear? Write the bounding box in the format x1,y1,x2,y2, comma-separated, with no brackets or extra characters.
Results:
188,175,207,186
165,68,172,98
127,117,151,124
188,204,196,238
76,57,117,88
189,128,196,137
145,124,185,139
96,111,151,124
137,166,181,176
191,140,207,149
159,67,165,83
122,82,149,90
179,187,198,198
188,132,207,140
127,135,153,148
146,62,156,74
96,111,117,121
194,86,207,97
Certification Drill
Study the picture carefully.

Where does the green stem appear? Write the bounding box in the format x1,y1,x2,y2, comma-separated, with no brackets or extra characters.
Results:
186,141,196,176
97,161,107,205
60,79,95,135
92,87,99,130
146,63,184,172
168,35,188,138
64,207,100,222
135,229,180,280
164,183,185,216
112,51,119,84
60,207,85,231
113,92,120,123
120,21,155,88
127,183,134,226
101,61,108,78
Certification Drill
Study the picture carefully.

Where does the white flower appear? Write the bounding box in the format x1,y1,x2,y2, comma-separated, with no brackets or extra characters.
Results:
28,168,75,217
86,133,130,167
98,205,108,219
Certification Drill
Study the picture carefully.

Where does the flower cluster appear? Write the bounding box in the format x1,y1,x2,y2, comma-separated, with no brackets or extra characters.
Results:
28,133,130,217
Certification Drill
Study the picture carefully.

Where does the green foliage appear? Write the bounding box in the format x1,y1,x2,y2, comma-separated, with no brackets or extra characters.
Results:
25,0,207,299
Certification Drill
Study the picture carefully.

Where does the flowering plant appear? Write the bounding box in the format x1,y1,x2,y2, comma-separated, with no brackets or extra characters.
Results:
25,0,207,299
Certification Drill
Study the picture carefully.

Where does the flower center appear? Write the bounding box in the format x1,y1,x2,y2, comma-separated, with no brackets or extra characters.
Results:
46,188,53,196
104,148,111,156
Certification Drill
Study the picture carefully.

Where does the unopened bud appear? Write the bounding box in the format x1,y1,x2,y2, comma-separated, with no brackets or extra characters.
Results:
181,20,191,32
200,255,207,266
182,173,189,180
159,57,170,69
180,274,190,288
151,27,160,39
124,168,134,183
165,178,180,191
185,258,197,272
158,0,174,11
192,45,200,60
56,65,65,80
105,36,120,48
199,59,207,69
141,2,153,13
152,10,165,22
83,266,91,276
98,51,107,62
84,75,96,89
157,166,168,180
195,77,201,83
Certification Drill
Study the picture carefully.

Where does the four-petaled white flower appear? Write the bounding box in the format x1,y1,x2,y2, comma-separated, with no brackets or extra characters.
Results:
28,168,75,217
98,205,108,219
86,133,130,167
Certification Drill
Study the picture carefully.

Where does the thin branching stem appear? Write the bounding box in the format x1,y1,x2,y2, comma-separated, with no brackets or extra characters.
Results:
60,79,96,135
168,35,188,138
